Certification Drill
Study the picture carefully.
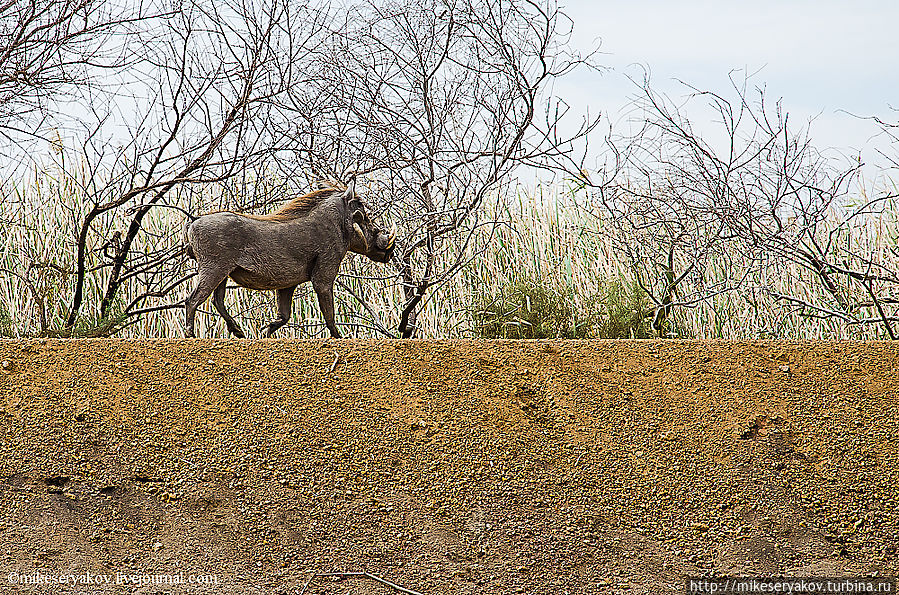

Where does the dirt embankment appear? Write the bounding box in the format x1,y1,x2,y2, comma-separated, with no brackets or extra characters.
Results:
0,340,897,594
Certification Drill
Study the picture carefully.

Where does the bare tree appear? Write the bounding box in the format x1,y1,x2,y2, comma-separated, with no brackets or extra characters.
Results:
0,0,155,152
590,73,899,338
280,0,599,337
587,75,763,335
60,0,331,331
7,0,597,337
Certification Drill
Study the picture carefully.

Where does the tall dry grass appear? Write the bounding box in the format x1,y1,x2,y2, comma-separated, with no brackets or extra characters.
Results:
1,161,896,339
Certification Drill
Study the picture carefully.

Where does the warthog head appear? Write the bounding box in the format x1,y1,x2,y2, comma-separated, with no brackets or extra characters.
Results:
343,180,396,263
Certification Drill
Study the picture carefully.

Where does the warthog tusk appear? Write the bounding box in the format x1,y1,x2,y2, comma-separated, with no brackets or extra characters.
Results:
387,224,397,249
353,222,368,251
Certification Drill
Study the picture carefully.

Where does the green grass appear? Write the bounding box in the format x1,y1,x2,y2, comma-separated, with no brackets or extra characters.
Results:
469,276,654,339
470,278,587,339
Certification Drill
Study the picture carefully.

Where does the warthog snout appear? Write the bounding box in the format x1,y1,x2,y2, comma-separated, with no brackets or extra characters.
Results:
375,225,397,251
367,225,396,263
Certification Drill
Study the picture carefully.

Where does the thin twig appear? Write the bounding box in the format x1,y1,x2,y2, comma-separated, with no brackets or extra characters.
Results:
314,572,425,595
863,279,896,339
297,570,316,595
328,352,340,374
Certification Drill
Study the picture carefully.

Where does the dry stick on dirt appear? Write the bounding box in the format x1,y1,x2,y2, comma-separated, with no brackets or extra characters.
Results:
328,352,340,374
297,572,314,595
313,572,425,595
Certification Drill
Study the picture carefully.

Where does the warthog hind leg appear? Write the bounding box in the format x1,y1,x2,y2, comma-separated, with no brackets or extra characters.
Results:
185,268,231,337
263,285,297,338
212,279,245,338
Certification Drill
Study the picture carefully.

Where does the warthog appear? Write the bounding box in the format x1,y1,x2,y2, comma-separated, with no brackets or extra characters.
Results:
183,180,395,338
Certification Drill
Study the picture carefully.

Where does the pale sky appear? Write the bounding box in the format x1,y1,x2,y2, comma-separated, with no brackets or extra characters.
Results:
556,0,898,168
16,1,898,182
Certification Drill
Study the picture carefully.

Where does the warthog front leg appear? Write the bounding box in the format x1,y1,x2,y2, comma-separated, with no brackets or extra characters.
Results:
185,268,230,338
212,279,245,338
263,285,297,338
312,277,340,339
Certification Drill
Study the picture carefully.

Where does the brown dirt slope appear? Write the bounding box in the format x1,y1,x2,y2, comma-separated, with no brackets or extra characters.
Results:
0,339,897,594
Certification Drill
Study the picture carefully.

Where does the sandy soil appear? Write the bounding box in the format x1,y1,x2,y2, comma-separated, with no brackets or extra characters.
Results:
0,339,897,594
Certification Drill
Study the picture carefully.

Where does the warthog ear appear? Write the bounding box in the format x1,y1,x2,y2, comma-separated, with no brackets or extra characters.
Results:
342,178,356,203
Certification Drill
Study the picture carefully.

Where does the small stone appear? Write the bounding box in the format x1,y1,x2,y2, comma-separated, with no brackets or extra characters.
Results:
779,364,790,372
1,360,10,370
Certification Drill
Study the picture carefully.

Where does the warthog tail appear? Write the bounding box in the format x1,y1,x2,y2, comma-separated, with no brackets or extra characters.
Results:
183,222,195,260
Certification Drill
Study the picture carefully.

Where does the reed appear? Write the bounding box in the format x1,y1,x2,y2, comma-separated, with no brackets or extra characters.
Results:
1,165,895,339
